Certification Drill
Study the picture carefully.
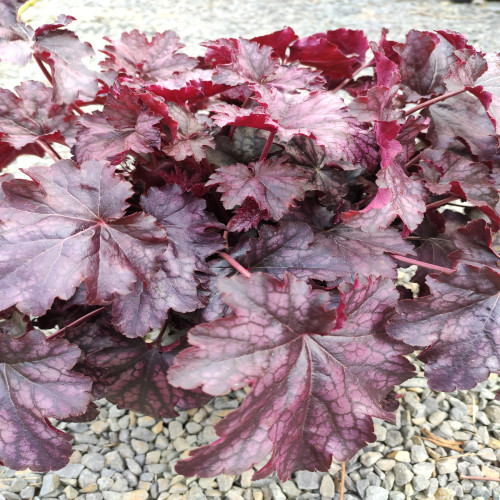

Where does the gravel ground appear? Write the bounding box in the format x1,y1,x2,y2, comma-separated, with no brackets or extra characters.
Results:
1,1,500,499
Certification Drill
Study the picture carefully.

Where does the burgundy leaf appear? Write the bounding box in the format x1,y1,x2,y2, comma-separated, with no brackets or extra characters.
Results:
444,49,487,91
289,29,369,81
394,30,459,100
162,103,215,161
254,86,379,169
449,219,500,270
343,162,427,232
423,92,497,162
388,265,500,392
420,149,499,211
227,198,270,232
169,273,412,479
100,30,196,81
474,53,500,133
0,140,45,170
75,85,162,165
207,157,310,220
0,159,167,315
282,135,348,206
0,330,92,471
209,103,277,132
246,222,414,283
0,81,75,148
87,336,210,418
251,27,298,60
204,38,323,91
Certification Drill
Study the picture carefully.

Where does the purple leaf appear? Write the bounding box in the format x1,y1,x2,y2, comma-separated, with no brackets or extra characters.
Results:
474,53,500,133
100,30,196,81
251,27,298,60
74,85,162,165
207,157,311,220
204,38,323,91
0,159,167,315
388,265,500,392
449,219,500,270
420,149,499,211
254,86,379,169
87,335,210,418
343,162,427,232
0,330,92,471
162,103,215,161
0,81,75,148
423,92,497,162
169,273,412,479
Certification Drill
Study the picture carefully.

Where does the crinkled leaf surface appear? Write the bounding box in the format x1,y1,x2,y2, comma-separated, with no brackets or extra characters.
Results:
87,335,210,418
207,157,310,220
169,273,412,479
423,92,497,162
420,149,499,211
112,184,223,337
205,38,323,91
0,81,75,149
162,103,215,161
0,159,167,315
254,86,379,169
474,52,500,133
388,265,500,392
251,27,298,60
75,85,162,165
343,162,426,232
0,329,92,471
450,219,500,270
246,222,414,283
100,29,196,81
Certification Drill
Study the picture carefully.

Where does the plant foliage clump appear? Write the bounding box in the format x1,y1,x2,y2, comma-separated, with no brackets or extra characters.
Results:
0,0,499,479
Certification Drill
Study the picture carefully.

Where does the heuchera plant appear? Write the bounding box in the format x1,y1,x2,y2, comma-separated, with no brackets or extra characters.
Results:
0,0,499,479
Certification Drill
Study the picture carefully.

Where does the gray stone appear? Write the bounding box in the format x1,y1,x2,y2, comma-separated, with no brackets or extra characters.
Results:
81,452,105,472
388,493,405,500
268,482,286,500
8,478,27,493
360,451,383,467
471,486,491,498
356,478,370,497
117,443,134,459
282,480,302,497
19,486,35,500
168,420,185,439
97,477,114,490
187,486,208,500
436,457,457,475
78,469,99,488
104,451,125,471
186,422,202,434
428,410,447,426
413,462,435,478
39,473,60,497
485,405,500,422
56,463,84,479
130,427,156,442
393,464,413,486
216,474,234,492
319,475,335,498
412,475,429,492
410,445,428,463
295,470,320,490
385,430,403,447
103,493,123,500
364,486,389,500
130,439,149,455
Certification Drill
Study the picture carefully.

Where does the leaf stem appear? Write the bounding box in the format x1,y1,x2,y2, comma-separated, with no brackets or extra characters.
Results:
229,93,253,139
219,251,251,278
459,475,500,482
259,129,277,161
34,55,53,85
339,462,346,500
404,89,466,116
46,307,106,340
35,139,61,162
404,151,424,170
70,103,85,116
390,254,455,274
155,316,169,345
426,196,461,210
331,58,375,94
